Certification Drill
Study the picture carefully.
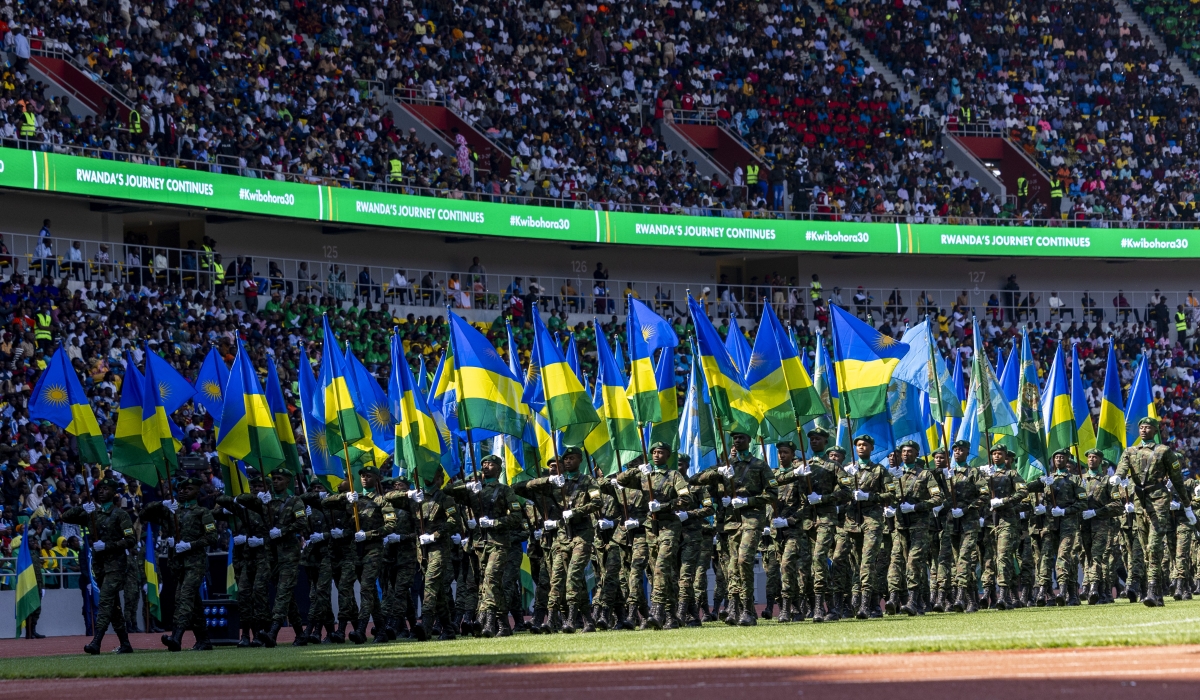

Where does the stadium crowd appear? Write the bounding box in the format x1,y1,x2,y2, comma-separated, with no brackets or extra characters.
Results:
2,0,1199,225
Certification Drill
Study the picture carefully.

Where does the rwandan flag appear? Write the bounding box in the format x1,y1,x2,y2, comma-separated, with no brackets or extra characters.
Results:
193,346,228,420
319,315,366,458
1070,343,1097,455
390,331,443,487
1125,354,1158,446
1095,344,1126,462
14,531,41,637
145,349,196,415
427,344,463,476
224,537,238,600
725,321,752,374
345,346,393,466
217,338,284,472
112,354,157,486
449,311,525,440
530,304,599,446
747,304,826,439
1040,344,1076,457
584,372,620,476
647,348,680,450
596,328,642,467
689,293,761,436
497,320,538,484
144,524,161,621
298,350,345,490
265,357,302,476
29,344,109,465
1015,329,1048,480
679,351,719,476
627,297,678,424
142,347,184,481
893,320,960,425
829,304,909,418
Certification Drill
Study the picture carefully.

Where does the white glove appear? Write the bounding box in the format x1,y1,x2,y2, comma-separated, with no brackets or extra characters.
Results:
1120,478,1130,489
647,500,663,513
331,528,345,539
1186,507,1197,525
990,498,1004,508
451,533,462,546
479,517,494,528
900,502,916,514
549,475,566,487
731,497,749,508
1125,502,1136,514
980,466,993,476
1051,507,1065,517
639,464,653,475
721,496,731,507
165,500,178,513
771,517,788,528
419,533,436,545
346,492,359,503
412,490,425,503
543,519,558,530
469,481,483,493
718,465,734,478
1108,475,1122,486
883,506,897,518
233,534,247,545
762,527,772,537
269,527,282,539
461,537,471,549
793,465,811,477
305,506,312,517
562,509,575,520
675,511,689,522
165,537,175,549
258,491,272,504
610,478,620,488
1040,475,1054,486
175,540,191,553
1082,510,1096,520
534,529,544,539
979,517,986,527
82,502,96,514
853,490,870,501
1020,512,1027,520
354,530,367,542
598,518,614,530
92,540,106,552
248,536,264,548
807,492,822,505
309,532,325,542
932,505,943,516
466,518,478,529
624,518,640,529
1034,504,1047,515
843,464,858,476
951,508,964,519
1170,500,1181,511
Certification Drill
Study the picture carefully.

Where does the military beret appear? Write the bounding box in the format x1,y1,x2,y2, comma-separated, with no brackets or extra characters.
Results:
729,430,752,438
379,476,396,488
853,434,876,445
480,454,503,466
245,468,264,484
545,456,559,467
648,441,671,452
1085,449,1104,458
175,475,202,488
929,448,948,456
268,466,294,478
309,480,330,492
896,440,921,450
951,439,972,450
774,440,798,451
96,476,120,490
806,427,832,439
358,466,381,477
562,446,584,458
988,444,1008,455
1051,448,1074,459
1138,416,1160,428
825,445,847,456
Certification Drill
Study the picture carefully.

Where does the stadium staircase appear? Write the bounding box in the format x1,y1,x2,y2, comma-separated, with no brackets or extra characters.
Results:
25,41,134,120
659,113,759,186
389,90,512,179
1114,0,1200,89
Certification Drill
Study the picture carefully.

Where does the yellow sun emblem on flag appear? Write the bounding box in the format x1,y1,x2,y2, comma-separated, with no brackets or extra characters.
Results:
872,334,897,352
369,403,393,432
312,428,329,457
42,384,69,406
200,381,222,401
158,382,172,400
641,324,655,342
748,352,765,370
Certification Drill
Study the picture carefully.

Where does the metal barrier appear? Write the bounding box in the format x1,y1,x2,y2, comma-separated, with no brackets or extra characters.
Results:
0,554,82,589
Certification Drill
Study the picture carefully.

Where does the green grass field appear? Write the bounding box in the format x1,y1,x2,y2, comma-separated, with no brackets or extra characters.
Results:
8,600,1200,679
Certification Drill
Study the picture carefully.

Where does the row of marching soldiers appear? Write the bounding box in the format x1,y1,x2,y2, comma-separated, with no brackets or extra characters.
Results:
68,414,1199,654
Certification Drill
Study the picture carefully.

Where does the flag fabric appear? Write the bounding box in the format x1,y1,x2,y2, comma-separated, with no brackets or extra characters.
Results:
224,539,238,600
829,304,910,418
724,322,753,375
390,331,444,487
345,346,393,465
812,338,840,433
626,297,678,424
595,329,642,466
997,343,1020,412
193,347,229,421
679,353,719,476
689,294,761,436
217,338,285,472
747,304,826,438
969,319,1018,437
893,320,961,424
888,380,926,454
1014,329,1048,480
520,543,537,611
1125,354,1158,446
144,350,196,415
945,352,967,449
954,378,987,466
449,311,526,440
648,347,680,450
112,354,158,485
1070,343,1097,455
427,345,463,476
1095,344,1126,462
563,333,581,377
79,538,100,632
14,531,40,637
856,409,896,463
529,305,600,446
144,524,161,621
265,356,302,475
141,347,182,482
578,370,620,477
319,315,367,457
1041,343,1076,457
29,345,109,465
298,350,345,487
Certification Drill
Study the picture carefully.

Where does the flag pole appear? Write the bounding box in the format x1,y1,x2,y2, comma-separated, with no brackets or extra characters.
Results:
324,316,362,532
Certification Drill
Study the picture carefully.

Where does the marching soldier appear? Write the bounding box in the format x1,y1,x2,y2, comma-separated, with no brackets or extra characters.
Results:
768,440,809,623
1029,450,1087,606
381,473,426,640
413,466,466,640
215,469,270,647
62,476,136,655
326,465,395,644
945,440,987,613
327,479,361,642
979,444,1028,611
886,441,944,616
676,454,713,627
300,480,335,642
1080,450,1122,605
832,435,893,620
261,467,309,646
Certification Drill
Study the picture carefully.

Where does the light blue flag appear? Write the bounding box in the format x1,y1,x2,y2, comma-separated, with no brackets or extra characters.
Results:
855,410,895,463
680,355,719,476
193,347,229,424
894,320,960,423
954,379,988,466
888,379,928,453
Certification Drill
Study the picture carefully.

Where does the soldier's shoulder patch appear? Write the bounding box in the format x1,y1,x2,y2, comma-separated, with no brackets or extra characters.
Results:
510,501,521,510
928,483,942,497
887,481,899,491
839,476,853,486
703,498,713,508
294,509,305,519
446,506,458,516
679,485,691,494
589,489,601,500
205,522,216,533
123,528,134,537
384,511,397,521
768,479,778,488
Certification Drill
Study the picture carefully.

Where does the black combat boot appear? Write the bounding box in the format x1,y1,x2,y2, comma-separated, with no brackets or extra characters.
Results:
993,587,1008,611
724,598,741,626
562,605,579,634
1017,585,1033,608
949,588,965,613
371,617,389,644
113,627,133,654
1031,585,1045,607
347,618,367,645
849,593,861,617
738,599,758,627
329,620,346,644
27,616,45,639
1053,585,1066,607
620,606,639,631
529,607,546,634
593,605,609,631
812,594,827,623
1174,579,1186,601
1184,580,1194,601
1067,586,1081,606
581,607,597,633
84,629,105,655
438,611,457,641
1143,581,1161,607
480,611,498,639
662,604,680,630
190,625,214,651
855,591,873,620
688,603,703,627
547,608,563,634
823,594,841,622
978,586,993,610
643,602,663,630
162,626,185,652
675,602,691,627
777,598,793,623
384,618,399,642
237,625,253,648
900,589,920,617
884,590,901,616
964,591,979,613
761,600,774,620
701,601,716,622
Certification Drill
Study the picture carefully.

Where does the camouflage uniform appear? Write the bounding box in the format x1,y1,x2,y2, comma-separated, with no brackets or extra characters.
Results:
1029,464,1087,604
1115,441,1193,603
769,456,811,620
614,464,693,626
142,498,218,645
1115,478,1146,599
122,538,146,631
325,490,360,637
446,476,523,634
677,486,715,624
381,489,421,636
264,488,309,630
300,492,334,637
1080,462,1122,603
830,459,893,618
887,461,944,614
778,457,843,620
943,461,987,610
1167,478,1196,599
325,488,395,641
979,463,1028,608
592,491,624,626
415,486,461,638
218,493,271,639
62,501,136,642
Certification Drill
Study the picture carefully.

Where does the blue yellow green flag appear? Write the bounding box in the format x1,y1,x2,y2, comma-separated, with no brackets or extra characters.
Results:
529,305,599,446
1070,343,1097,455
747,304,825,438
194,347,229,424
1095,344,1126,462
829,304,909,418
449,311,526,439
647,347,680,450
1014,329,1048,480
627,297,678,424
679,350,719,476
688,294,761,436
724,322,752,375
1125,354,1158,446
1041,344,1076,457
30,345,109,465
595,328,642,466
144,523,161,621
345,346,393,465
894,320,961,424
112,354,157,486
142,348,182,481
145,350,196,415
318,315,367,458
265,356,302,475
390,331,444,487
217,339,284,472
299,350,346,489
14,530,41,637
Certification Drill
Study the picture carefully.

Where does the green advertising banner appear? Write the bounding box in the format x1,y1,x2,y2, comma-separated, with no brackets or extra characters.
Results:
3,146,1199,258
